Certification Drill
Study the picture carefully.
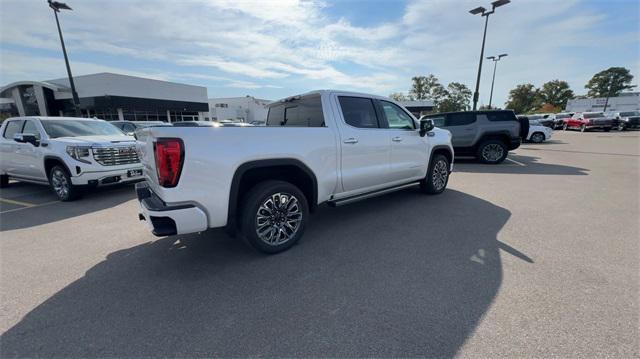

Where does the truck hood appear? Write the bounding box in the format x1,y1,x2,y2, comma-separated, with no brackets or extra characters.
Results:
51,135,136,146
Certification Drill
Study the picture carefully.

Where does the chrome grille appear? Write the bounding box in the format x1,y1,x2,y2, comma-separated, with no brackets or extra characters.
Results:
92,146,140,166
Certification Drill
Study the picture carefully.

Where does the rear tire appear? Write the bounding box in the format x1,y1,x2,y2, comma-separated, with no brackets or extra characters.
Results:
49,165,81,201
477,140,508,164
420,154,449,195
603,127,611,132
0,174,8,188
240,180,309,254
563,123,568,131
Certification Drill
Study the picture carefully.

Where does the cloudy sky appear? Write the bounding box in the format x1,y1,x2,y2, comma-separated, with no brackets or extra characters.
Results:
1,0,638,106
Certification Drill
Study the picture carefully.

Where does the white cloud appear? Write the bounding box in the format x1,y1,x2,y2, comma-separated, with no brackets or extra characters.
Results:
1,0,637,103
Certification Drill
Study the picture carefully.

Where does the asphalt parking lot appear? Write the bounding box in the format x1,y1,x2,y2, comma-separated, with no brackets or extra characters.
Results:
1,130,638,357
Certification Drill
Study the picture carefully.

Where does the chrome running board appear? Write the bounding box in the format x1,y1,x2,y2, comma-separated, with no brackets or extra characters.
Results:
328,182,420,207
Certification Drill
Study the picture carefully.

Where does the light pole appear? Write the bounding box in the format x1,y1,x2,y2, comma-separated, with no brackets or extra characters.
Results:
486,53,507,108
469,0,510,111
48,0,81,116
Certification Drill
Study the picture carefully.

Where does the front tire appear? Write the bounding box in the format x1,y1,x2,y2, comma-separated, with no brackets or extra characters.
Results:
618,123,625,131
477,140,508,164
563,123,568,131
240,180,309,254
530,132,545,143
603,127,611,132
580,124,586,132
420,154,449,195
49,165,81,201
0,174,8,188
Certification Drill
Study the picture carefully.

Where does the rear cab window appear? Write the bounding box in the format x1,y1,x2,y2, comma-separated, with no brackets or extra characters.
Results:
447,113,476,126
267,95,324,127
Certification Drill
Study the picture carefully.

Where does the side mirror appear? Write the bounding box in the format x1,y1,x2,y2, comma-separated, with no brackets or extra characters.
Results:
419,119,435,137
14,133,39,146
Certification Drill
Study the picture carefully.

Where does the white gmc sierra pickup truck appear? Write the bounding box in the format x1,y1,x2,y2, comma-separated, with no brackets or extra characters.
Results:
0,117,143,201
135,90,454,253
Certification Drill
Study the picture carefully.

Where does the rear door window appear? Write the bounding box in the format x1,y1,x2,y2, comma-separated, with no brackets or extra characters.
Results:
3,120,25,139
447,113,476,126
486,112,516,122
338,96,380,129
266,95,324,127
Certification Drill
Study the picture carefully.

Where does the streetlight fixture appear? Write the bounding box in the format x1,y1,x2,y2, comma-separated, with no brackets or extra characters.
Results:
486,53,508,108
469,0,511,111
48,0,81,116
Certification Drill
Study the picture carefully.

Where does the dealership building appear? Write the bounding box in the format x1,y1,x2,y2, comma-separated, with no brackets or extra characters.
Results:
204,96,271,123
0,73,209,122
565,92,640,113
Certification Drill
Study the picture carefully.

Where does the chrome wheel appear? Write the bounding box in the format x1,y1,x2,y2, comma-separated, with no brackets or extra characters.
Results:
255,192,302,246
531,133,544,143
580,124,586,132
51,168,69,199
481,144,504,162
431,159,448,191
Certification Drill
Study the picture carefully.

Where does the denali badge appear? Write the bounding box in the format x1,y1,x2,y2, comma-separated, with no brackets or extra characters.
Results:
118,147,136,155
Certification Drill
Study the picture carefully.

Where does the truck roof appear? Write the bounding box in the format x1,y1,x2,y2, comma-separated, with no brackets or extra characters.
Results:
268,89,390,107
5,116,103,121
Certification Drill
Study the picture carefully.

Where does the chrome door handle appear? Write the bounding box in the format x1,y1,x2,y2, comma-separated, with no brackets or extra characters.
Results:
392,136,402,142
343,138,358,144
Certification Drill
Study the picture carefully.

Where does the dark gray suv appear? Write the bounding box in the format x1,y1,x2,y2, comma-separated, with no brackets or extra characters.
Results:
422,110,525,164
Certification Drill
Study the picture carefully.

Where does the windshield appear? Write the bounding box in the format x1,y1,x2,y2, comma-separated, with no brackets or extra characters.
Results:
556,113,572,119
529,120,542,126
528,115,543,120
41,120,125,138
584,113,604,119
620,111,639,117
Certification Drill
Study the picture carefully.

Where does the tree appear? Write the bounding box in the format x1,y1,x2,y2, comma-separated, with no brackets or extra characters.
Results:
539,103,560,113
538,80,574,109
585,67,634,98
438,82,472,112
410,75,447,103
389,92,410,101
504,83,541,114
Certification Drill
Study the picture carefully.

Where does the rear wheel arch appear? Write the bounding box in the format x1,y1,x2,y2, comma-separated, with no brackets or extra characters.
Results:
476,132,510,149
227,159,318,231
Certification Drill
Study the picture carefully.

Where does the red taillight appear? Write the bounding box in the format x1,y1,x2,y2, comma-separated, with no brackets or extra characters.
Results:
154,138,183,187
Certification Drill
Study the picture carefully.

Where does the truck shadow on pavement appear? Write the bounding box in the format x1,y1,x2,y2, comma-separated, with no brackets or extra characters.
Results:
454,153,589,176
1,189,532,357
0,184,136,232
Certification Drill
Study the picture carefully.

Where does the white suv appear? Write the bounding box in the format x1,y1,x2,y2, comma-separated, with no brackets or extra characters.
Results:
0,117,143,201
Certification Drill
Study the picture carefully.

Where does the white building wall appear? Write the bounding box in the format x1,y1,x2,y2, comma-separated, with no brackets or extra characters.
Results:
206,96,270,123
566,93,640,112
47,72,208,103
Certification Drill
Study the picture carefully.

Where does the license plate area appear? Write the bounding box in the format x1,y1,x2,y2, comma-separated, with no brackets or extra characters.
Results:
127,169,143,178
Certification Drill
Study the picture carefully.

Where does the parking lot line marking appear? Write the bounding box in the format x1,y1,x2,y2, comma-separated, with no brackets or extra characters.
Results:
0,200,59,214
0,197,36,207
505,158,526,166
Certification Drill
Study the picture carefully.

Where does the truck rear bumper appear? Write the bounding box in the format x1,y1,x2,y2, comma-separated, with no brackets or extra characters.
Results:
136,181,208,236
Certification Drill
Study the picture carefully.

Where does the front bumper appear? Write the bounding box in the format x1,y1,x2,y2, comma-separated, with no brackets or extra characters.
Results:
71,165,144,186
508,137,521,150
136,181,208,236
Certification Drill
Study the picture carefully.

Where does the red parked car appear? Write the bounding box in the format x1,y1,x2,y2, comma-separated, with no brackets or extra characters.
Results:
563,112,613,132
